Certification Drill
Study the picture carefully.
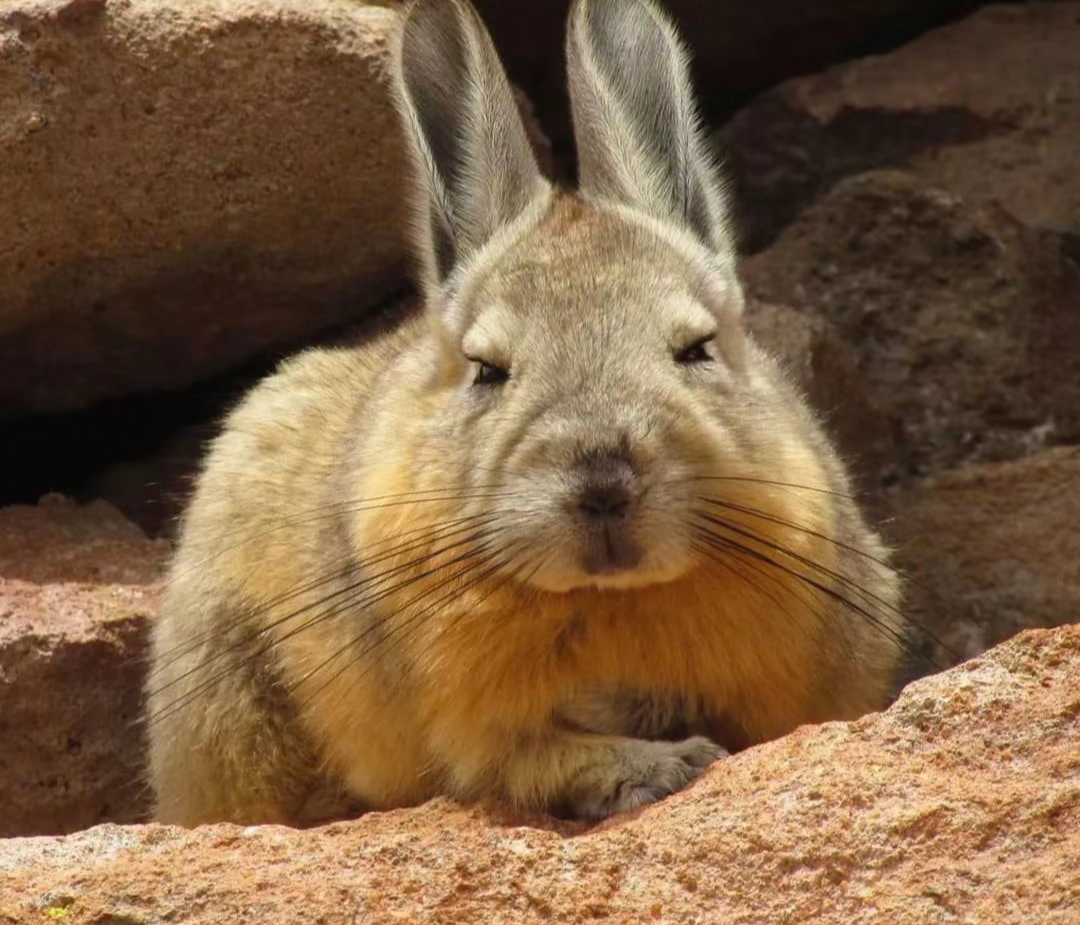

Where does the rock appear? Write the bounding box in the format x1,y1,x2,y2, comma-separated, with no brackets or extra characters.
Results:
746,299,896,491
723,2,1080,252
0,496,168,837
83,425,214,539
1,624,1077,923
889,447,1080,669
742,170,1080,482
0,0,408,417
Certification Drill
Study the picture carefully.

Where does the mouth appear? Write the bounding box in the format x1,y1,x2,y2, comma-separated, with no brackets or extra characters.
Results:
510,482,693,592
580,524,643,576
555,525,685,592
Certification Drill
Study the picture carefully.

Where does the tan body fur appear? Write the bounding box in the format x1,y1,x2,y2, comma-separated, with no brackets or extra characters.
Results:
147,0,904,826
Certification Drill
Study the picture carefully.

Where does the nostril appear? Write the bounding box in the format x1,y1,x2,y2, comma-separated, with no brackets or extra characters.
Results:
577,484,632,521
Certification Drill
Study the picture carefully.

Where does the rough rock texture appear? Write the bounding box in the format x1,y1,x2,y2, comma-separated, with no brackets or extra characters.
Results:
890,447,1080,668
724,2,1080,252
0,0,407,417
476,0,986,179
743,170,1080,481
1,625,1077,924
0,496,168,837
746,299,896,490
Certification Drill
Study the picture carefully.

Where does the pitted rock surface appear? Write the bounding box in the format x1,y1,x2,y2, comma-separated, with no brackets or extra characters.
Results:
0,496,168,837
0,625,1077,924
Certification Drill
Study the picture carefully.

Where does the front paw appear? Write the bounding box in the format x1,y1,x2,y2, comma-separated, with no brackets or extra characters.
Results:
569,736,726,819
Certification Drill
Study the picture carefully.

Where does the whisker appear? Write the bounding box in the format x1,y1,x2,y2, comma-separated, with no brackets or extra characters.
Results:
149,512,494,672
682,475,857,502
294,540,510,710
694,509,903,624
313,536,553,718
145,523,502,725
697,494,895,571
694,496,957,663
149,521,497,700
690,532,859,665
164,483,518,585
690,535,823,629
692,517,912,654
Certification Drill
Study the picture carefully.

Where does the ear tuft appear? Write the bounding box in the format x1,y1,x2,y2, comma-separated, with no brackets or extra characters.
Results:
394,0,549,291
566,0,731,253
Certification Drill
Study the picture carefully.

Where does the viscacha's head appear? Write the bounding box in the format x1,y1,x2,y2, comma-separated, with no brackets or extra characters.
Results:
391,0,844,594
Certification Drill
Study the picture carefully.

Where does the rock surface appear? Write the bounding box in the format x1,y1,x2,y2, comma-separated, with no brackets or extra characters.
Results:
1,624,1077,924
724,1,1080,252
743,170,1080,482
0,496,168,837
0,0,407,416
889,447,1080,667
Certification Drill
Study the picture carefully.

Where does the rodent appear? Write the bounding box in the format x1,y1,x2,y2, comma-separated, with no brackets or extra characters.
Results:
145,0,906,827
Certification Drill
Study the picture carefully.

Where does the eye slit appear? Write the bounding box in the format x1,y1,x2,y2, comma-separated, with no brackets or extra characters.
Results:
469,358,510,386
675,334,716,365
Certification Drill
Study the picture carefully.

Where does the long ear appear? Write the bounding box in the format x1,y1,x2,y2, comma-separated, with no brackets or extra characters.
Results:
565,0,730,253
394,0,549,292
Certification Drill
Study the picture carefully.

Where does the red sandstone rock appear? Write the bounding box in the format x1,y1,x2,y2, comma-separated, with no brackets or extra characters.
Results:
889,447,1080,667
743,170,1080,482
724,2,1080,252
0,496,168,837
1,624,1077,924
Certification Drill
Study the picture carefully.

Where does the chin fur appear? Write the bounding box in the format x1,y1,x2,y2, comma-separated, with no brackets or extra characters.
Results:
523,556,694,593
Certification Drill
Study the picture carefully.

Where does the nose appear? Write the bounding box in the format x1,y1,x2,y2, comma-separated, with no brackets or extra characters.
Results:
577,482,632,521
569,445,638,523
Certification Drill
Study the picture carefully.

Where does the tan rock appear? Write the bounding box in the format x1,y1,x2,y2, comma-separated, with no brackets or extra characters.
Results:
724,1,1080,251
0,496,168,837
0,0,407,416
889,447,1080,667
1,624,1077,923
743,170,1080,481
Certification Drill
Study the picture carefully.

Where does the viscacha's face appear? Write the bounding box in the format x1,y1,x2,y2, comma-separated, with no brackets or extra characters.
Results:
419,195,835,594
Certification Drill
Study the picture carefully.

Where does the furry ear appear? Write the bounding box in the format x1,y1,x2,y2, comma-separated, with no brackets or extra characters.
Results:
394,0,549,291
566,0,731,253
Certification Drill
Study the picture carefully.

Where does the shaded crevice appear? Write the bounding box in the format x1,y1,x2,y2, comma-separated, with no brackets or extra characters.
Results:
0,291,417,537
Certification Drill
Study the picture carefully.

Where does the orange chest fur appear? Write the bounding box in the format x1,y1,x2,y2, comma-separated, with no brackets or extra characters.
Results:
400,563,828,738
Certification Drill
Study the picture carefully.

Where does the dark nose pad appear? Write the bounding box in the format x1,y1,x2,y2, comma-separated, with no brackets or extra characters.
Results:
569,451,643,574
577,482,632,521
569,445,638,524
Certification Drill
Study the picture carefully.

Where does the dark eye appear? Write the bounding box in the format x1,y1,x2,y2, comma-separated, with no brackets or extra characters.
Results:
471,359,510,386
675,335,715,365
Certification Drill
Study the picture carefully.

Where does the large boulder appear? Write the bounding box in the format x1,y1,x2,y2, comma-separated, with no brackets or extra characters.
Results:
889,447,1080,667
723,1,1080,252
743,170,1080,482
0,0,407,417
1,624,1077,923
0,496,168,837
